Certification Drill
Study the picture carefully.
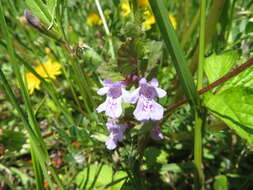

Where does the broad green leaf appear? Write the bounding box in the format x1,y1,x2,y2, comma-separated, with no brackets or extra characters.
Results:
144,147,161,167
83,49,105,70
117,39,138,76
214,175,228,190
26,0,51,26
0,130,26,152
204,51,238,83
76,164,127,189
97,62,124,81
204,87,253,145
220,64,253,92
161,163,182,173
147,41,163,73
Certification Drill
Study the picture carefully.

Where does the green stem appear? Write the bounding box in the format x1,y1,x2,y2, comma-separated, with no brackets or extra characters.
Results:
181,9,200,47
194,114,204,190
94,0,116,60
194,0,206,189
189,0,226,73
197,0,206,90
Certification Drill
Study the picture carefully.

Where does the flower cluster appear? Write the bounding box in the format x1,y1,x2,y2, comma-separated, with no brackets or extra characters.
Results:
118,0,177,31
120,1,131,17
96,77,166,150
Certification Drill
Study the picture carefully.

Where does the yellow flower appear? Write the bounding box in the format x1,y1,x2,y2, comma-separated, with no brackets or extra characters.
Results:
36,60,62,80
143,11,177,31
168,14,177,29
120,1,131,17
87,13,102,26
25,60,62,94
25,72,41,94
138,0,150,9
143,10,155,30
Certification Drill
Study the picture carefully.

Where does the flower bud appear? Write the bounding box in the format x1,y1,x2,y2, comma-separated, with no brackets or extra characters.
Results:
24,9,42,30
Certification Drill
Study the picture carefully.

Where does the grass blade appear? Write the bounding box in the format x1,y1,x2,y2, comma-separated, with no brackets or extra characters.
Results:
149,0,200,108
0,2,65,189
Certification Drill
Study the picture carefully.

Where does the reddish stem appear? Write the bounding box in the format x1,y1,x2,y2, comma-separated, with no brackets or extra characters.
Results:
163,57,253,120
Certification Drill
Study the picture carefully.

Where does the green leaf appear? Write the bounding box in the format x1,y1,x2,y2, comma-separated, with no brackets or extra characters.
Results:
46,0,58,29
204,87,253,145
144,147,161,167
83,49,105,70
76,164,127,190
220,64,253,92
146,41,163,72
160,163,182,173
204,51,238,83
47,0,57,15
26,0,51,25
214,175,228,190
0,130,26,152
117,39,138,77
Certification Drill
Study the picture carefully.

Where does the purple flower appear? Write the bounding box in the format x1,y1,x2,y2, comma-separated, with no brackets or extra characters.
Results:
150,123,164,141
96,79,129,118
127,78,167,121
105,119,127,150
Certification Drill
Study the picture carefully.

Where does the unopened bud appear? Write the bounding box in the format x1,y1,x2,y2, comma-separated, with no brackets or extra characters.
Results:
24,9,41,30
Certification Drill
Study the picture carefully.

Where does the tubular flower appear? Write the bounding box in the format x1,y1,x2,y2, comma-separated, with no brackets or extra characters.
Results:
127,78,166,121
25,59,62,94
96,79,129,118
87,12,102,26
120,1,131,17
150,123,164,140
138,0,150,9
105,118,127,150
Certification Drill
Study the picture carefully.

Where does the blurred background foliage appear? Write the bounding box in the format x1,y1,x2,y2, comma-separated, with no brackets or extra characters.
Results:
1,0,253,189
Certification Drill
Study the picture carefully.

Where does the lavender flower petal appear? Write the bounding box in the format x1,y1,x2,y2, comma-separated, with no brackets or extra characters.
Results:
103,79,113,87
97,87,109,95
96,101,107,113
150,78,159,87
150,101,164,121
124,87,140,104
139,77,147,85
133,96,164,121
133,97,150,121
105,119,127,150
155,87,167,98
105,138,117,150
96,96,122,118
105,97,122,118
